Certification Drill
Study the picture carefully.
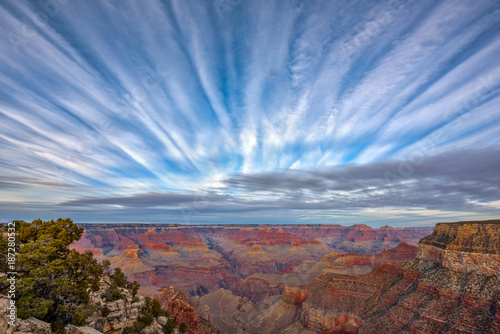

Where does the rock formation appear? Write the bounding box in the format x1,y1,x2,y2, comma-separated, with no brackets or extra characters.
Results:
246,220,500,333
85,275,145,333
231,242,418,307
71,224,432,296
157,286,222,334
417,220,500,275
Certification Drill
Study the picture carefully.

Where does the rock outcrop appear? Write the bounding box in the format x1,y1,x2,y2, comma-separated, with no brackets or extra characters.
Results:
13,317,52,334
64,325,103,334
85,275,145,333
417,220,500,275
157,286,222,334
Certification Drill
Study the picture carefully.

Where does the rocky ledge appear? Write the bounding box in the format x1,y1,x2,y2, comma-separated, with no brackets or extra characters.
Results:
417,219,500,275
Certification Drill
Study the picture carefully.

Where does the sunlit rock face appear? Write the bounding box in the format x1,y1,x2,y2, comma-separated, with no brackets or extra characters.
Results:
417,220,500,275
156,286,222,334
248,220,500,334
70,224,432,296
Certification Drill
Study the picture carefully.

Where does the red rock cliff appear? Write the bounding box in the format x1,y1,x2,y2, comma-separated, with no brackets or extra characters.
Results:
157,286,221,334
417,220,500,275
262,220,500,334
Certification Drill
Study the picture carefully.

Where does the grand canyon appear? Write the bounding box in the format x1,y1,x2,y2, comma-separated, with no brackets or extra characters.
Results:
70,224,433,296
2,1,500,333
69,220,500,333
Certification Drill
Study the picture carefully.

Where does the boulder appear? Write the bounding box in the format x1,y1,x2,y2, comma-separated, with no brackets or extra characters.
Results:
157,316,167,325
15,317,51,334
64,324,103,334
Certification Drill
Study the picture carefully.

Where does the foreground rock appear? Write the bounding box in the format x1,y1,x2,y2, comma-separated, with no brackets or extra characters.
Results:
1,274,153,334
0,314,101,334
85,275,145,333
64,325,102,334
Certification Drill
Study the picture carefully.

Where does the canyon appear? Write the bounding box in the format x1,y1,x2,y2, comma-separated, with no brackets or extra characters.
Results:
71,224,432,296
69,223,430,333
70,221,500,333
238,220,500,333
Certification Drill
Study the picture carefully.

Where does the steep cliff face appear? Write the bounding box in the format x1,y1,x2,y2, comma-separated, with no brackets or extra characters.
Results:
417,220,500,275
157,287,222,334
261,220,500,334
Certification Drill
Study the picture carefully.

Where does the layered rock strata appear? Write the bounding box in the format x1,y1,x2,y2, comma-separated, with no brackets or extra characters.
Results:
231,242,418,307
252,220,500,334
417,220,500,275
71,224,432,295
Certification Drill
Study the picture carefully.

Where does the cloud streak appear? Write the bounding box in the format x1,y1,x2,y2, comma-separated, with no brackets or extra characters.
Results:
50,147,500,225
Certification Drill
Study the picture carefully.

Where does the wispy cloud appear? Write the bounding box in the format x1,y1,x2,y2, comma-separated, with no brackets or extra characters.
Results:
6,147,497,226
0,0,499,225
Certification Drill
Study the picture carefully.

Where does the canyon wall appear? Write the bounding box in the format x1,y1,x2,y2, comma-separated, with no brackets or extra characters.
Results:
194,242,419,334
254,220,500,334
417,220,500,275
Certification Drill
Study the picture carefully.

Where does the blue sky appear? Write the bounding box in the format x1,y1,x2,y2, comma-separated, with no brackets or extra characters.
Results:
1,0,500,226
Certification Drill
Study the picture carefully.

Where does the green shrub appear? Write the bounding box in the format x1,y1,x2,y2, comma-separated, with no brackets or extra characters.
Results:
163,317,176,334
112,267,128,287
139,312,154,327
152,298,166,317
101,305,111,317
122,322,144,334
179,322,188,333
101,281,122,301
0,218,147,334
128,280,140,297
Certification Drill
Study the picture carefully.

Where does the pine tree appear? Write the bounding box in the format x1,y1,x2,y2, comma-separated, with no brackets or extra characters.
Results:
1,218,104,332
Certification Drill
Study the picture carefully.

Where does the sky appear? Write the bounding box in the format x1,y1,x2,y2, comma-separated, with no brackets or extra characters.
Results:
0,0,499,227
